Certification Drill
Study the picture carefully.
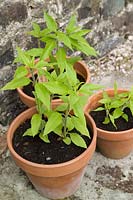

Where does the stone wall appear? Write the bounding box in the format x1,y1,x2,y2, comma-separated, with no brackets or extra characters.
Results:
0,0,133,126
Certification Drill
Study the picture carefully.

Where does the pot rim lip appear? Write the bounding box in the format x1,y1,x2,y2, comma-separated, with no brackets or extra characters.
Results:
85,88,133,136
7,107,97,169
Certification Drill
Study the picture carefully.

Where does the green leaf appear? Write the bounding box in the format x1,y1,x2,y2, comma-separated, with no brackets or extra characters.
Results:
31,114,41,137
16,47,31,66
23,128,32,136
32,22,41,34
28,22,41,38
44,112,62,135
71,116,90,137
129,99,133,115
122,113,128,122
103,117,110,124
44,12,57,32
70,38,97,57
79,83,103,95
113,108,123,119
70,133,87,148
63,137,71,145
57,31,73,50
54,124,62,136
39,133,50,143
26,48,43,57
35,60,46,69
56,103,68,112
14,66,28,79
99,98,111,104
94,107,105,111
66,15,77,33
43,81,68,95
109,114,116,128
66,63,77,86
70,29,91,37
41,40,56,60
67,117,74,131
1,77,31,90
56,48,66,73
35,83,50,109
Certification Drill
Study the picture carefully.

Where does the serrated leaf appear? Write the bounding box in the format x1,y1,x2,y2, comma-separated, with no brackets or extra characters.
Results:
70,133,87,148
14,66,28,79
44,12,57,32
39,133,50,143
35,83,50,109
31,114,41,137
1,77,31,90
63,137,71,145
44,112,62,135
57,31,73,50
23,128,32,136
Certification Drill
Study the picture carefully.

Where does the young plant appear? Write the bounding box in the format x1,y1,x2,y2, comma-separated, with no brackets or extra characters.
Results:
23,70,101,148
1,12,97,95
94,83,133,128
1,12,101,148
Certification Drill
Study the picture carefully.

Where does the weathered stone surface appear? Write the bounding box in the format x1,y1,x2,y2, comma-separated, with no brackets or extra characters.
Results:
79,0,100,19
0,47,14,68
102,0,125,18
96,35,124,57
0,0,27,27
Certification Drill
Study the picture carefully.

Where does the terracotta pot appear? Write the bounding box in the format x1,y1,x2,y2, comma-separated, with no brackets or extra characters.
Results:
84,89,133,159
17,60,91,107
7,107,97,199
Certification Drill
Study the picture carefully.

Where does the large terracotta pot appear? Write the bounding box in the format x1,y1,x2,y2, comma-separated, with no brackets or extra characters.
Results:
84,89,133,159
17,60,91,107
7,106,97,199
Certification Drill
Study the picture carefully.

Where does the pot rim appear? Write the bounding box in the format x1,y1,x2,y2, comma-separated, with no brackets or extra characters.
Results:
7,106,97,173
84,88,133,139
17,60,90,103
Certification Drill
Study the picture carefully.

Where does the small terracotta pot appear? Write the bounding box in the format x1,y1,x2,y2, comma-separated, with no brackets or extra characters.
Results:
17,60,91,107
84,89,133,159
7,107,97,199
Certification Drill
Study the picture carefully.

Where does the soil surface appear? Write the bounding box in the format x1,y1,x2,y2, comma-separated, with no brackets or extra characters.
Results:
90,107,133,131
13,120,92,164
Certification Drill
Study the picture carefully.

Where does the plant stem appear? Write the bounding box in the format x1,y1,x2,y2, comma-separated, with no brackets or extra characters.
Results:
62,103,70,138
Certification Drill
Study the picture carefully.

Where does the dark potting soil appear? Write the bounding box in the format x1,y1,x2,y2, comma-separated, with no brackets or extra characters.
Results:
90,107,133,132
13,120,92,165
23,73,85,98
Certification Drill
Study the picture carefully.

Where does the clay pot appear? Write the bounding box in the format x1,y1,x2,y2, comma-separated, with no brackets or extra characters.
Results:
84,89,133,159
17,60,91,107
7,106,97,199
